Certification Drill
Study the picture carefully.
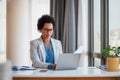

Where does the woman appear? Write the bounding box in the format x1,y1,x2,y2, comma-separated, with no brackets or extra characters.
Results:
30,15,63,70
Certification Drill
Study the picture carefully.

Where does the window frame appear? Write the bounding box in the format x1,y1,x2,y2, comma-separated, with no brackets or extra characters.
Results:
88,0,109,66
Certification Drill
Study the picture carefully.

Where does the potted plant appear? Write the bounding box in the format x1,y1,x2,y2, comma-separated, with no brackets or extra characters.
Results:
102,45,120,71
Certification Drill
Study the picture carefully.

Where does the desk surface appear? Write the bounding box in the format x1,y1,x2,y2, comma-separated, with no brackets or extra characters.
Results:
13,67,120,78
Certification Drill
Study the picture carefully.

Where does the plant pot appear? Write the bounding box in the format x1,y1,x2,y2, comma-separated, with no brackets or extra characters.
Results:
106,57,120,71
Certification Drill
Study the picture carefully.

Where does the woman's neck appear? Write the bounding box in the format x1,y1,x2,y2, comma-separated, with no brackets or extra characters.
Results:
42,36,51,49
42,36,50,43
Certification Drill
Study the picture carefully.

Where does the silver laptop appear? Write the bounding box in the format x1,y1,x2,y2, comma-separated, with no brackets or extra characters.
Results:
55,53,80,70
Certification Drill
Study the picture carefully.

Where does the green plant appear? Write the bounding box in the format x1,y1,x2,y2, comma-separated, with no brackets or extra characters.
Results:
102,45,120,58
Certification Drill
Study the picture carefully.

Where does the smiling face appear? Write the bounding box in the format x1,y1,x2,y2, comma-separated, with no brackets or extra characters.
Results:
40,23,53,40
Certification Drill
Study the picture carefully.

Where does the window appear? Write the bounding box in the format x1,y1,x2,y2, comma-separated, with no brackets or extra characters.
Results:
91,0,120,66
109,0,120,47
90,0,109,66
94,0,101,66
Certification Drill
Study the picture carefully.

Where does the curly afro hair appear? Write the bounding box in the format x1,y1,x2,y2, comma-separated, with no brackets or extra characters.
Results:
37,15,56,30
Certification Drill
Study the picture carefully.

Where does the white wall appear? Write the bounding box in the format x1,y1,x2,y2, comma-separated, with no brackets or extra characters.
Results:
0,0,6,63
31,0,50,40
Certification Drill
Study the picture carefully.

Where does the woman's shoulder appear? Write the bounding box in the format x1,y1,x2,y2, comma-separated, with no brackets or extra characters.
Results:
30,38,42,45
51,38,61,43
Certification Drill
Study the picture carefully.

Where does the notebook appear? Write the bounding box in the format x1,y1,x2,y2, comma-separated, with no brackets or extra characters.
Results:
12,66,36,71
55,53,81,70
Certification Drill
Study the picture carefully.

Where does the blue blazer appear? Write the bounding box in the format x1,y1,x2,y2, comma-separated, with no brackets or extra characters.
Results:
30,37,62,69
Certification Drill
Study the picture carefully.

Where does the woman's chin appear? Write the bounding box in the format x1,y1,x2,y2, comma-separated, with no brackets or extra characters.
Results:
45,36,51,39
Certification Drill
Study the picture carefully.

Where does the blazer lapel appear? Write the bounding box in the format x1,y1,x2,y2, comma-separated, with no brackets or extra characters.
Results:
38,38,46,62
51,38,59,64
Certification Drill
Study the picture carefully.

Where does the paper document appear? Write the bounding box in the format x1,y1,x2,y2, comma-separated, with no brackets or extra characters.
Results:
74,46,85,53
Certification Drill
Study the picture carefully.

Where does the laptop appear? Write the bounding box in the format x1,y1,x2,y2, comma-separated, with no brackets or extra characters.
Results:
55,53,81,70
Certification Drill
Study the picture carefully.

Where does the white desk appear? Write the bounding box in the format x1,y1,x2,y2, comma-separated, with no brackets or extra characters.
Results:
13,67,120,80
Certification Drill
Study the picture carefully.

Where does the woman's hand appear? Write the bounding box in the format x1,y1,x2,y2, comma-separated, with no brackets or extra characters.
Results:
52,64,56,70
